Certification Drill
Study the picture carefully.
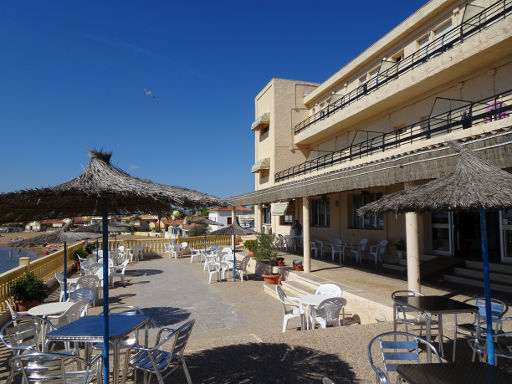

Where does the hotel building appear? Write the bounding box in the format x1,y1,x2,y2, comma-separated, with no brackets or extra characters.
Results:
229,0,512,291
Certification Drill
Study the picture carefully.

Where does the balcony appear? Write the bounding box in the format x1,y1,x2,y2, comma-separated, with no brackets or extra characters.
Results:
294,0,512,136
275,90,512,182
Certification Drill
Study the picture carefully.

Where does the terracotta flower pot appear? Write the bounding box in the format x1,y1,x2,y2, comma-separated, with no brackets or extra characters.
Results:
248,250,254,257
15,300,40,312
277,261,285,267
293,265,304,271
262,274,280,285
74,260,80,270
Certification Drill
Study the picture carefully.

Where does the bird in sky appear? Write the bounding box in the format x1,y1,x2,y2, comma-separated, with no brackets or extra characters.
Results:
143,88,156,99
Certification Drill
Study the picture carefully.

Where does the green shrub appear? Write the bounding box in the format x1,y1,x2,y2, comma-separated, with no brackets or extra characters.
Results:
253,234,283,275
189,224,208,237
9,272,49,302
72,247,87,261
244,239,257,252
85,243,96,254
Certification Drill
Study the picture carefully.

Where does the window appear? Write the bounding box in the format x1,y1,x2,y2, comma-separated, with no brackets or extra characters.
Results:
281,214,294,225
392,50,404,62
417,35,429,49
262,207,271,224
433,20,452,38
311,198,330,227
352,193,384,229
227,217,232,225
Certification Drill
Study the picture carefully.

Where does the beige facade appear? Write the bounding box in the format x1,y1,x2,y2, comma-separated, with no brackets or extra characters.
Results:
232,0,512,272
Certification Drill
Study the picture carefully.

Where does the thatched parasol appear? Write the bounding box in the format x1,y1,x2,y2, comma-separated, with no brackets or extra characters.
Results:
186,216,224,256
9,224,100,300
0,149,228,383
208,217,256,282
73,222,128,260
0,150,226,222
357,141,512,364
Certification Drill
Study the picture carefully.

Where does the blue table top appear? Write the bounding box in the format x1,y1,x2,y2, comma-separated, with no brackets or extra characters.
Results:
47,315,148,342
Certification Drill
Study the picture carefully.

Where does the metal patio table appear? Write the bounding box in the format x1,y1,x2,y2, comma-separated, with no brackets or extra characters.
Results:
393,295,478,361
47,314,149,384
397,362,512,384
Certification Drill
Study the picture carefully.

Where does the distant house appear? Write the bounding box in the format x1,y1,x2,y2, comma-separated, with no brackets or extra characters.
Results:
25,221,41,232
40,219,67,229
209,206,254,231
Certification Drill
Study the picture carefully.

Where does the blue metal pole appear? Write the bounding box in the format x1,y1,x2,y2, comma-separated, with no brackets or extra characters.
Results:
479,204,495,365
63,242,68,301
102,201,110,384
233,234,236,282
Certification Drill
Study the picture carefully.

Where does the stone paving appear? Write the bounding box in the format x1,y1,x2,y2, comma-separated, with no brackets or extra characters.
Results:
2,251,512,383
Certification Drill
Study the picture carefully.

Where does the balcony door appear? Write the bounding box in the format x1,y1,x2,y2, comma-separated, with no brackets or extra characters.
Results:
500,211,512,264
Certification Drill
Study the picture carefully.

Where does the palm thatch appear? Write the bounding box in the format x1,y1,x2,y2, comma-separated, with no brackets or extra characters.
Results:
8,225,101,247
188,216,224,226
358,141,512,215
0,149,228,222
73,222,127,234
208,217,256,236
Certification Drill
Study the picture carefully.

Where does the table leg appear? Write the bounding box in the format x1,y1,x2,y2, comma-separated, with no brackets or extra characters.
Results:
393,303,397,332
438,314,444,359
426,314,432,363
113,343,120,384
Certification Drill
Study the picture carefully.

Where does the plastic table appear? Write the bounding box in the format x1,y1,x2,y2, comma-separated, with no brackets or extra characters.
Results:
300,294,331,330
28,302,74,317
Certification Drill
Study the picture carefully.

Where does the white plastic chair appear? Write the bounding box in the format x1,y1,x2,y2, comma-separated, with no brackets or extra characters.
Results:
276,285,304,332
311,297,347,328
67,288,96,312
329,238,343,262
55,272,76,302
221,253,234,280
315,283,342,297
189,246,202,263
112,259,129,287
164,243,173,260
207,254,221,284
48,300,89,328
349,238,368,263
179,242,188,258
311,241,319,258
368,240,388,264
235,255,250,282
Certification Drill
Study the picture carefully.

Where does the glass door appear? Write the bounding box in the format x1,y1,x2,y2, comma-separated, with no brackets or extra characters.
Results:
500,211,512,264
431,211,453,255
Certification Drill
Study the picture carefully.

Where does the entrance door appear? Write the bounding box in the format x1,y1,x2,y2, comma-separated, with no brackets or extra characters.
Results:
431,212,453,255
500,210,512,264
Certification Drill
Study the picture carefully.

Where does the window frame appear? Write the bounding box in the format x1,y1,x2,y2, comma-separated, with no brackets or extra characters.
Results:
351,192,384,230
311,197,330,227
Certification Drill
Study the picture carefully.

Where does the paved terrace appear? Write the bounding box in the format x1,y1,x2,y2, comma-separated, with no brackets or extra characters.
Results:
2,251,511,383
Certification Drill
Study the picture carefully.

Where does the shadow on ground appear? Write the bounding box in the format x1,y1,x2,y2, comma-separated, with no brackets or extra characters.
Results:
143,307,191,328
129,269,163,277
184,343,356,383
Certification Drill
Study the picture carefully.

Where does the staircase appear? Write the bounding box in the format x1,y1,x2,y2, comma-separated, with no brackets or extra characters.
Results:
443,260,512,294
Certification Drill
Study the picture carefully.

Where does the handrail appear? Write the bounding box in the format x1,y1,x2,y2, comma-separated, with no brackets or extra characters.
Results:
276,89,512,182
294,0,512,135
0,242,84,312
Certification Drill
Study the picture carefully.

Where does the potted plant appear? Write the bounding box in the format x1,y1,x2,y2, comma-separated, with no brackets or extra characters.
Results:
394,239,406,259
244,239,258,257
9,272,49,311
72,247,87,269
254,233,283,284
276,257,285,267
85,243,96,255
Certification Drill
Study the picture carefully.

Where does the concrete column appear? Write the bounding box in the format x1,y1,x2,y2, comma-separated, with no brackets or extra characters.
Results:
255,204,262,233
303,196,311,273
405,212,421,293
18,257,31,268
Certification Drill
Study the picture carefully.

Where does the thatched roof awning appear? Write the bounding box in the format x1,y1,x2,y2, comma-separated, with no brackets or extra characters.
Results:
0,150,228,222
228,133,512,206
358,141,512,215
251,113,270,131
208,217,256,235
8,225,100,247
251,158,270,173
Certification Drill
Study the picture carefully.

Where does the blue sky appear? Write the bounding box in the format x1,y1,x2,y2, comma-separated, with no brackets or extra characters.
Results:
0,0,427,199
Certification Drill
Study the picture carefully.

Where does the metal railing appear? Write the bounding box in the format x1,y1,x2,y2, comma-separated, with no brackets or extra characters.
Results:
294,0,512,135
276,90,512,182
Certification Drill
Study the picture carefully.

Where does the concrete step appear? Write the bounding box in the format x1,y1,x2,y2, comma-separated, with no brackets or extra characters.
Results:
464,260,512,275
453,267,512,285
281,280,315,297
443,274,512,294
286,270,328,290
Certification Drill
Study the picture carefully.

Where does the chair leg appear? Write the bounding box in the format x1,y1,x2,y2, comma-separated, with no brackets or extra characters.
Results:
182,359,193,384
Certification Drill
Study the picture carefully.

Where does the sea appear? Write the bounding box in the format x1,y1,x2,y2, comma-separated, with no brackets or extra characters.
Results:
0,247,37,274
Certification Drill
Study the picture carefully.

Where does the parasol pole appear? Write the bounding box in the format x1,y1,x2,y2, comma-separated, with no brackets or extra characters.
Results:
233,234,236,282
479,204,495,365
102,200,110,384
63,241,68,301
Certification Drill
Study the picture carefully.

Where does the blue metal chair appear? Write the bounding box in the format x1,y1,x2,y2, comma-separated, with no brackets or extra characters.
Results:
368,331,441,384
469,316,512,365
453,296,507,361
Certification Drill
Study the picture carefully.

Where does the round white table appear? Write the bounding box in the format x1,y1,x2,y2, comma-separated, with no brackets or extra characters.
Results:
28,302,74,317
300,294,331,330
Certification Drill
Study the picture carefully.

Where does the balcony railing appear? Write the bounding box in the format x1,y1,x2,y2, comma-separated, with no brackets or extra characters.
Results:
294,0,512,135
276,90,512,182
